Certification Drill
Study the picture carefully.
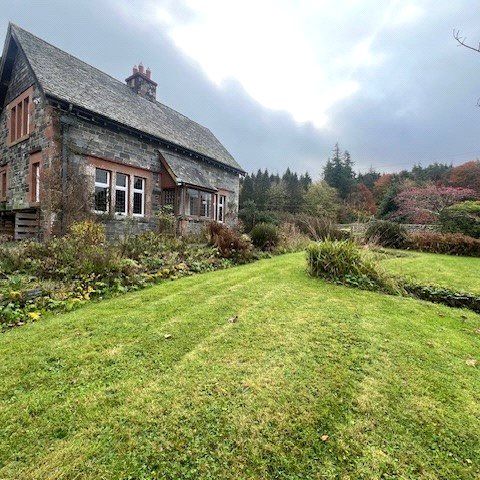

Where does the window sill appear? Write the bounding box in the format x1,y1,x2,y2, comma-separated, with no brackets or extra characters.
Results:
8,134,31,148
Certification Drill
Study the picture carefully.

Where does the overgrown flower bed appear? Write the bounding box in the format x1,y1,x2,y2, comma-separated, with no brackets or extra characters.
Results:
0,222,244,329
1,220,310,329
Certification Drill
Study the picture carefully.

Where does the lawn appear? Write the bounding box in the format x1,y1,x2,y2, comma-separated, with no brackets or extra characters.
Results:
378,249,480,295
0,252,479,479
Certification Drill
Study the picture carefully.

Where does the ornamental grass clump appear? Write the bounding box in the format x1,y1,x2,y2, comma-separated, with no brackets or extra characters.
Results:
306,239,400,294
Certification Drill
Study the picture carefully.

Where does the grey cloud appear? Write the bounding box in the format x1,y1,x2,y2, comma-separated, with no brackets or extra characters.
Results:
1,0,480,177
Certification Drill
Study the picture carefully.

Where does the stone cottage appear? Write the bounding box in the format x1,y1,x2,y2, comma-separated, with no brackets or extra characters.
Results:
0,23,244,240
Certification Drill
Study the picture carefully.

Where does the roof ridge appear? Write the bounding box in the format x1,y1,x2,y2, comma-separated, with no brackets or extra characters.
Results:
11,23,220,139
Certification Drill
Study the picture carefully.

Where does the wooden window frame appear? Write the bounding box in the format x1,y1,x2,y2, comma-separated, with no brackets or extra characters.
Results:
217,194,226,223
88,156,153,218
132,176,146,217
94,168,111,214
7,86,34,147
115,172,129,216
185,187,214,219
28,152,42,205
0,165,9,202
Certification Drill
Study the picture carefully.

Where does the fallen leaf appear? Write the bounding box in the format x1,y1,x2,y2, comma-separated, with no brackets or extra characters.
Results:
321,434,329,442
465,358,477,367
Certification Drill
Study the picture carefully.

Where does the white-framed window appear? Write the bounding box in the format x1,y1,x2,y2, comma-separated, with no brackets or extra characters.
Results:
115,172,129,215
186,188,199,216
95,168,110,213
133,176,145,216
200,191,212,218
217,195,226,222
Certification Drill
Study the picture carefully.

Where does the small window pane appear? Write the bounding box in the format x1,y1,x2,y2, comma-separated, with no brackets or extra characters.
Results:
200,192,212,218
116,173,127,187
16,101,23,138
134,177,144,190
96,169,108,184
95,169,109,184
115,189,127,213
187,188,199,216
10,106,16,141
23,98,29,136
133,192,143,214
95,186,109,212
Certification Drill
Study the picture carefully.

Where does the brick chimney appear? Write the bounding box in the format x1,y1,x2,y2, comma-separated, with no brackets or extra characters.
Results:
125,62,157,102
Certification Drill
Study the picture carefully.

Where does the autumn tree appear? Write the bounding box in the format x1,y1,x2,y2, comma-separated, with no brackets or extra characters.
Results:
448,160,480,193
394,185,478,223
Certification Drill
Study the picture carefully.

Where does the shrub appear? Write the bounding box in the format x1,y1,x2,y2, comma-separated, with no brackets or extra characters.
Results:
294,215,349,241
68,220,106,245
365,220,408,248
306,240,398,293
276,222,311,253
439,201,480,238
408,231,480,257
207,222,253,261
250,222,279,251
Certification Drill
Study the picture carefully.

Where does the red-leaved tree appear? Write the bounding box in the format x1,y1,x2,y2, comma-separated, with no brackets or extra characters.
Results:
394,186,478,223
449,160,480,193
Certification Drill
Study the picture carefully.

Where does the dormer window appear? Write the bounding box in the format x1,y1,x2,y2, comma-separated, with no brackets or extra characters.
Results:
8,87,33,146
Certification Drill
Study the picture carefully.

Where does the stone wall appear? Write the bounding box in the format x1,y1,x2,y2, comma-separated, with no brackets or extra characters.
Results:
64,114,240,237
1,44,240,240
0,47,61,238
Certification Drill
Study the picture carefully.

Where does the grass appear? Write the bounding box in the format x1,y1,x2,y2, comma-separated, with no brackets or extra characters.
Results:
0,252,479,479
378,249,480,295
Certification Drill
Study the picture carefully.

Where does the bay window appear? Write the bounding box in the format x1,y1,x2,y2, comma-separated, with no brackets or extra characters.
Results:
186,188,213,218
94,168,110,213
133,176,145,216
186,188,199,216
115,173,128,215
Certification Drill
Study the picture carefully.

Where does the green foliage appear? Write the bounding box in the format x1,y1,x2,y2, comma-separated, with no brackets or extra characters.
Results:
295,215,349,241
250,222,279,251
323,144,355,199
302,181,340,220
0,221,245,328
408,231,480,257
403,282,480,313
439,201,480,238
306,240,398,293
365,220,408,248
238,199,278,232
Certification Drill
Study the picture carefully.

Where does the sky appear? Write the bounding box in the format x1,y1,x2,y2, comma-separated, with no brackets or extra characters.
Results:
1,0,480,177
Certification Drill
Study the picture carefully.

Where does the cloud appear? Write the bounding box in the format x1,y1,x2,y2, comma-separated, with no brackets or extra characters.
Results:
2,0,480,177
116,0,424,128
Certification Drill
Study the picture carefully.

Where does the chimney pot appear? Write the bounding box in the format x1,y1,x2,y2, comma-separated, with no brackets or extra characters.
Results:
126,63,157,101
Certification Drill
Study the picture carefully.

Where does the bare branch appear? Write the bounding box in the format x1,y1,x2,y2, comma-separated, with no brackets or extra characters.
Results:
453,28,480,53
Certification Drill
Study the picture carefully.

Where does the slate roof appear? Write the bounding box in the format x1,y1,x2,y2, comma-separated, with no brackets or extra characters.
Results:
8,24,243,172
161,152,216,191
